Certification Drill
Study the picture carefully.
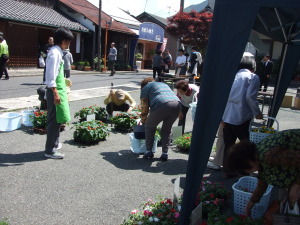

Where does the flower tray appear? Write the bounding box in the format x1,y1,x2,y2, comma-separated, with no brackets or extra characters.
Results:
74,137,105,145
114,126,133,133
33,125,66,135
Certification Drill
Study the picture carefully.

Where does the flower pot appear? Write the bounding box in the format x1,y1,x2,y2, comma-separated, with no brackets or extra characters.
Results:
74,136,105,145
83,66,91,71
71,65,76,70
114,126,133,133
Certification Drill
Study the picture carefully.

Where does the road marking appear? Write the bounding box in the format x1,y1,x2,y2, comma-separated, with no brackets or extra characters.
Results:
0,83,140,112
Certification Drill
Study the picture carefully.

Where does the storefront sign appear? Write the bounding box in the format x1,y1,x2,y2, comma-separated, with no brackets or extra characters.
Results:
139,22,164,43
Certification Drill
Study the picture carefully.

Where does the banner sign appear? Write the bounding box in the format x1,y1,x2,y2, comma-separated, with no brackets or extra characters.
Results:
139,22,164,43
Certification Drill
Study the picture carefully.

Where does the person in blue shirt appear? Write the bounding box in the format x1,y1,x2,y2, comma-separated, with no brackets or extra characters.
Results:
222,53,263,178
140,77,181,161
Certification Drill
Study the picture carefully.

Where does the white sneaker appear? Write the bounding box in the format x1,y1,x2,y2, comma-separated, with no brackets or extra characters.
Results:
56,143,62,150
207,162,220,170
209,156,214,162
45,152,64,159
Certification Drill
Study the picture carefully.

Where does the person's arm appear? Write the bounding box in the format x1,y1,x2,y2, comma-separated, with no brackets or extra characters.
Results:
70,53,73,65
45,49,60,88
140,98,149,124
125,92,136,109
246,178,268,216
246,75,263,119
104,90,115,105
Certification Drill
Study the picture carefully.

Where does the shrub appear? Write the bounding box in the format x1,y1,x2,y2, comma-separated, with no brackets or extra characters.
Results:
173,133,192,151
111,112,139,130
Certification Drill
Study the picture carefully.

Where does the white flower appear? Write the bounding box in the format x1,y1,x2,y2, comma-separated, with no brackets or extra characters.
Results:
177,205,181,211
137,222,143,225
153,217,160,222
149,217,154,222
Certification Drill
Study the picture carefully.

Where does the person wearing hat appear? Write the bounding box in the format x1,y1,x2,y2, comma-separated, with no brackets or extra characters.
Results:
104,89,136,117
175,49,187,76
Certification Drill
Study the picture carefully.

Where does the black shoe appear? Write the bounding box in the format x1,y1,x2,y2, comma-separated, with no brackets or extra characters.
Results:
109,74,114,76
4,77,9,80
160,153,168,161
143,151,154,159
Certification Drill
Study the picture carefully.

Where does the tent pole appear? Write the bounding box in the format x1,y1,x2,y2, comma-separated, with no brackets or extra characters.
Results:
274,8,287,42
268,43,288,125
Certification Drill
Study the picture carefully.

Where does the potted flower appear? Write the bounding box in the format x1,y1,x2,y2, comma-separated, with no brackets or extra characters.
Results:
74,105,108,122
121,197,180,225
135,53,143,72
73,120,110,145
71,64,76,70
83,61,91,71
76,61,85,70
173,133,192,152
193,180,230,217
111,112,139,132
30,110,48,134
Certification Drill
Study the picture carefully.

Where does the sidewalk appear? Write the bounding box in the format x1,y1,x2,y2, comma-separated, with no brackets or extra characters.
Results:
7,67,153,77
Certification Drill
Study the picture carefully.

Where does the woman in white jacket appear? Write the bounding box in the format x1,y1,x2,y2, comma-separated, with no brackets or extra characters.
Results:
175,80,199,134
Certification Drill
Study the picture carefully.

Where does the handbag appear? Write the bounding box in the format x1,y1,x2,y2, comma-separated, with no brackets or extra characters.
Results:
39,56,45,67
133,123,145,139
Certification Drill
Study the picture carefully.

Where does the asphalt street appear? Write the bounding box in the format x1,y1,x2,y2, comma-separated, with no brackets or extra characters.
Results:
0,70,300,224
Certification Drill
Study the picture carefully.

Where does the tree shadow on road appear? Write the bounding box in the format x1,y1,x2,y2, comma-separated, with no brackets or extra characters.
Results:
100,149,188,175
0,151,46,167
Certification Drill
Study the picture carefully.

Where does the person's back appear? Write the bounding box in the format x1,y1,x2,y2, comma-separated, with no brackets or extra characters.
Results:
152,54,162,67
141,82,179,111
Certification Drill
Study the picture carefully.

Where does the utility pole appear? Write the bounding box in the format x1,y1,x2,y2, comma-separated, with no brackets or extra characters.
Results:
98,0,102,72
180,0,184,12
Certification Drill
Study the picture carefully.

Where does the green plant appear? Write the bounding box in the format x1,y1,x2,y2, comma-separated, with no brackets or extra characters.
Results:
93,56,102,64
0,218,9,225
30,110,47,129
74,105,108,122
77,61,85,66
135,53,143,60
173,133,192,151
73,120,110,144
121,197,180,225
84,61,90,67
111,112,139,129
205,212,263,225
193,180,230,216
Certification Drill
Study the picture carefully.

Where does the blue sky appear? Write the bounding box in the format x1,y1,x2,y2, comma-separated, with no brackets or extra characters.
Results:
88,0,207,18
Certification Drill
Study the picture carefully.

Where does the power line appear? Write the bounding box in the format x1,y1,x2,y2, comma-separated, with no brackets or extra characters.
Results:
144,0,149,12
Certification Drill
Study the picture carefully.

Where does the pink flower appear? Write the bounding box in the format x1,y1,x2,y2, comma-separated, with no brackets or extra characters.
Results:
143,210,153,216
131,209,138,214
175,212,180,218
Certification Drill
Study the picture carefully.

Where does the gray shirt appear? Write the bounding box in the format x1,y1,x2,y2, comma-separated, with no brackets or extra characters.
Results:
63,50,73,70
108,47,117,61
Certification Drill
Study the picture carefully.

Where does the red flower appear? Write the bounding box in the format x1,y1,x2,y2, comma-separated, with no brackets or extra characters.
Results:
209,193,214,198
200,221,207,225
166,199,173,205
226,217,234,223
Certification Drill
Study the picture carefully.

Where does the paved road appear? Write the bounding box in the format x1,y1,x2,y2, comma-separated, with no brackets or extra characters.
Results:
0,71,300,224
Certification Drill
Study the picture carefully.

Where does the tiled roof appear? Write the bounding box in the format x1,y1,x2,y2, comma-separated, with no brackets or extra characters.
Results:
0,0,88,32
59,0,136,35
136,12,167,27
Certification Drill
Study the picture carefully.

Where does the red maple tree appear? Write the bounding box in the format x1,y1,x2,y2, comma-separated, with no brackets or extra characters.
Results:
166,10,213,54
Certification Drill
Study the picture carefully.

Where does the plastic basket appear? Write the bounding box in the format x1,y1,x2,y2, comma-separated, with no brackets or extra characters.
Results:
129,133,158,154
249,117,279,143
21,109,34,127
0,113,22,132
232,176,273,219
